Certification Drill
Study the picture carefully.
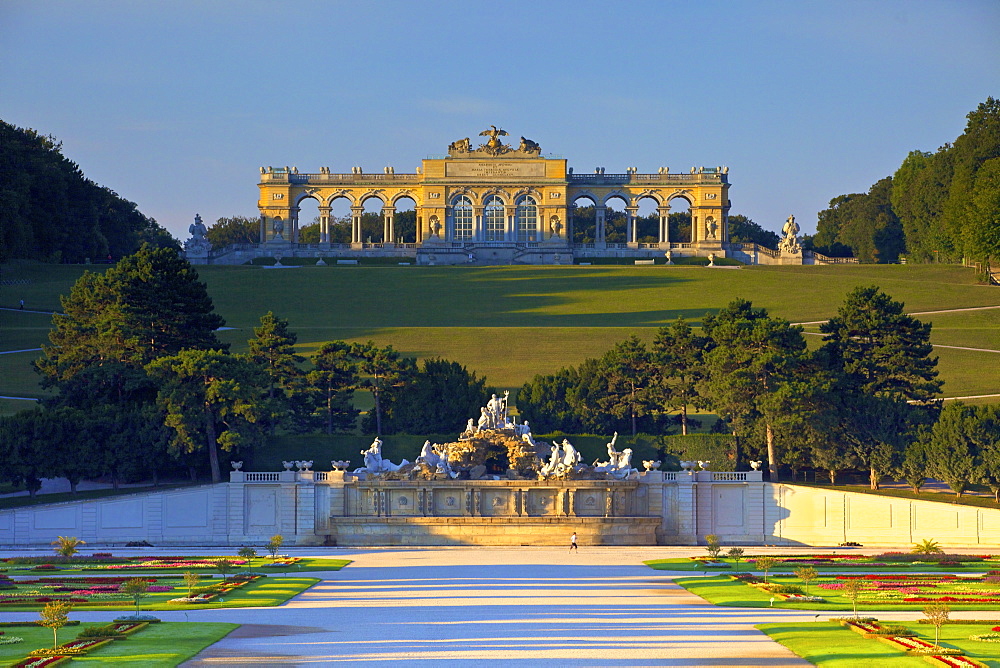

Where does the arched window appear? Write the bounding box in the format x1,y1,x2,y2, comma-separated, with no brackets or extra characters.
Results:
484,195,505,241
452,196,473,240
515,196,538,242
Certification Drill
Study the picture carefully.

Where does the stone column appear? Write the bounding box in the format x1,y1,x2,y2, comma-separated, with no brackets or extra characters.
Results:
382,205,395,244
506,206,516,242
605,487,613,517
658,205,670,247
595,206,607,244
626,206,638,244
318,206,332,243
568,488,577,517
291,207,300,244
473,206,484,242
350,206,364,245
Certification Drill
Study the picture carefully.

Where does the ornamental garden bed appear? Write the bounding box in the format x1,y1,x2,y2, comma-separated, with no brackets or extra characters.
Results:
675,573,1000,611
0,621,237,667
0,574,318,611
645,553,1000,572
758,621,998,667
0,555,350,574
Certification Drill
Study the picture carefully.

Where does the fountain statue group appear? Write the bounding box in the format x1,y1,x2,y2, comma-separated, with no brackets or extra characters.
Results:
352,396,639,481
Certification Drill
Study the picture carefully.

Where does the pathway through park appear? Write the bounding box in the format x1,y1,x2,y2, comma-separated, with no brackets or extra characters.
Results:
176,547,811,666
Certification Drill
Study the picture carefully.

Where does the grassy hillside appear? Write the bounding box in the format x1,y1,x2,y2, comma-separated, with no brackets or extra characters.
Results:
2,262,998,413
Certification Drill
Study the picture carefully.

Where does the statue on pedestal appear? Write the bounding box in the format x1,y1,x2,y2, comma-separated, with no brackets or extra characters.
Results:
779,215,801,255
184,214,211,255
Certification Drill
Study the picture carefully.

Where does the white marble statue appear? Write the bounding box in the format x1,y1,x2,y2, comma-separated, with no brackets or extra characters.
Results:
749,460,763,471
356,436,408,474
416,440,441,469
779,214,801,254
698,460,711,471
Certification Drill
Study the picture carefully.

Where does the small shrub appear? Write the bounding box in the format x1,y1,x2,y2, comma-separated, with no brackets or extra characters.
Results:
125,541,153,548
705,534,722,559
838,541,863,547
765,584,804,595
911,539,944,555
51,537,85,558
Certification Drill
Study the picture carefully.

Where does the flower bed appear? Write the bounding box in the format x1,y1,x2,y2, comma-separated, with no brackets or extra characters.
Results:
168,575,260,604
9,656,71,667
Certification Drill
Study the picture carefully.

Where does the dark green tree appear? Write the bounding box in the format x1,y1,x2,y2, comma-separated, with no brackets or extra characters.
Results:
146,350,268,483
597,335,655,436
0,121,176,264
353,342,415,436
205,216,260,247
517,367,586,434
924,403,982,498
308,341,359,434
247,312,307,433
727,214,780,248
699,299,809,478
975,404,1000,502
897,431,930,494
820,286,941,402
651,318,706,435
37,244,225,387
379,358,493,434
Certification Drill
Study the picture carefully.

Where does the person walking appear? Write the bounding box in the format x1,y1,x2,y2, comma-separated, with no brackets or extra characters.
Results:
18,299,24,310
570,531,578,552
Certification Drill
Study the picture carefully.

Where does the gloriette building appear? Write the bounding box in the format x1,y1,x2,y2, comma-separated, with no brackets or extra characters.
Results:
187,127,846,265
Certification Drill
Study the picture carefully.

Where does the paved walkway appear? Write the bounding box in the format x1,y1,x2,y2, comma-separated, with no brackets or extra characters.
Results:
178,547,812,667
2,546,998,665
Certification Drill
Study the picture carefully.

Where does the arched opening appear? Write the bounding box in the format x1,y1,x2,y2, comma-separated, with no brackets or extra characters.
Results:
571,195,597,243
393,196,417,244
296,196,321,243
515,195,538,242
361,196,385,243
328,196,353,244
604,196,628,244
635,196,660,243
451,195,474,241
484,195,505,241
668,196,692,243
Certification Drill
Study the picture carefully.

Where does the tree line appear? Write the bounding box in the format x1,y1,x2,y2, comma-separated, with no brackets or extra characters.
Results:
203,212,420,247
0,121,177,264
809,97,1000,267
517,286,953,488
0,246,490,491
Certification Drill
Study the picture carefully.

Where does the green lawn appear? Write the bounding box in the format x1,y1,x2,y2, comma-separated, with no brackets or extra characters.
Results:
0,575,318,612
673,574,1000,611
756,621,1000,667
0,621,237,667
3,263,998,414
646,557,1000,573
0,557,351,575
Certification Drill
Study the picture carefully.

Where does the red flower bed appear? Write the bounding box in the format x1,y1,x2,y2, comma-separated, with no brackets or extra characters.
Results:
9,657,69,667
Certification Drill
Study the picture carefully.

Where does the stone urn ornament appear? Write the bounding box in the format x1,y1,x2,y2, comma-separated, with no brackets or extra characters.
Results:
230,461,243,471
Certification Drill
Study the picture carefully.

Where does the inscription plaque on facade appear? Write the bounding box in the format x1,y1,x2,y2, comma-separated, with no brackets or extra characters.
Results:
445,161,546,178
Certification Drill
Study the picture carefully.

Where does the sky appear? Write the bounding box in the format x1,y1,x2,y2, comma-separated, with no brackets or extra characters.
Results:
2,0,998,242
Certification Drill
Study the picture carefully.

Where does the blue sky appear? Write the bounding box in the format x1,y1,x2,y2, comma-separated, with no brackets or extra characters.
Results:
2,0,998,241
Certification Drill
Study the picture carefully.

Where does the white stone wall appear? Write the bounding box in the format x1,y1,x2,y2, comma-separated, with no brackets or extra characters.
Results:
2,474,998,547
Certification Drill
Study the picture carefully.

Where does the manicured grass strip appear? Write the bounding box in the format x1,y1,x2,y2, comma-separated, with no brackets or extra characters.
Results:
73,621,238,666
0,576,318,612
153,576,319,610
673,575,1000,611
0,621,238,667
644,558,1000,572
756,621,1000,667
8,557,352,575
